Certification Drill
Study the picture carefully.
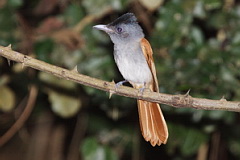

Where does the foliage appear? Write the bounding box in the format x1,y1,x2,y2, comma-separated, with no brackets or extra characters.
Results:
0,0,240,159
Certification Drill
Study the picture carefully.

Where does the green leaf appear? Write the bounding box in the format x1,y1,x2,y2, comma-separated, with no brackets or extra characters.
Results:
0,85,15,112
139,0,164,11
220,66,236,83
64,4,84,26
81,137,118,160
48,90,81,118
229,140,240,158
193,1,206,18
0,75,10,86
190,26,204,46
104,145,118,160
167,123,208,156
7,0,23,8
181,129,207,156
87,114,112,134
34,39,55,63
82,0,124,16
81,137,99,160
204,0,222,10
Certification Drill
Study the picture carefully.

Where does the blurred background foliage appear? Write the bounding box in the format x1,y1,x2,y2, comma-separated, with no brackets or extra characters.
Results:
0,0,240,159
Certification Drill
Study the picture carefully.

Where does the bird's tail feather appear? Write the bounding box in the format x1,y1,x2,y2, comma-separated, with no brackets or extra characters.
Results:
137,100,168,146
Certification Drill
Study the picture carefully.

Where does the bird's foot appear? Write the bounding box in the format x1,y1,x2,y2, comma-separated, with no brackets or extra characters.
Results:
138,87,151,96
115,80,128,89
139,87,145,94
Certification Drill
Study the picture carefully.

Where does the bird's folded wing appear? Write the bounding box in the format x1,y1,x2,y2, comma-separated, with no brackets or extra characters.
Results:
140,38,159,92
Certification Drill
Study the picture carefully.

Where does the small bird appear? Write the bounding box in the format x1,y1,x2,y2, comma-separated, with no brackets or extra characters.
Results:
93,13,168,146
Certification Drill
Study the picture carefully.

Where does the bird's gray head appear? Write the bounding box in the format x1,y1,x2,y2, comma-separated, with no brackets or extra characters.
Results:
93,13,144,44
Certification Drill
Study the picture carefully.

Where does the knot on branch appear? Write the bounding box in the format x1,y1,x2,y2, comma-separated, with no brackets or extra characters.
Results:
22,55,31,63
171,94,193,108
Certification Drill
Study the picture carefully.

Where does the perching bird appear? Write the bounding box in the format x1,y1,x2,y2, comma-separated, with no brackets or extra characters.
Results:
93,13,168,146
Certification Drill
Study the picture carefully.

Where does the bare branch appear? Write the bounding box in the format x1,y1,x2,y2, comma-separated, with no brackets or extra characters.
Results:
0,45,240,112
0,85,38,147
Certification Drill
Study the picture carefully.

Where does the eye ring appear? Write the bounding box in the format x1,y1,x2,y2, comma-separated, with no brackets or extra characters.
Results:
117,27,122,33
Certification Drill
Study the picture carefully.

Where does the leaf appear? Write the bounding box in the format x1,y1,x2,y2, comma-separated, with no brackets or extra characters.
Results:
34,39,55,63
0,85,15,112
81,137,118,160
193,1,206,18
204,0,222,10
138,0,164,11
103,145,118,160
0,75,10,86
87,114,112,134
232,32,240,44
220,66,236,83
82,0,123,16
229,140,240,158
7,0,23,8
190,26,204,46
167,123,208,156
181,129,207,156
48,90,81,118
81,137,99,160
64,4,84,26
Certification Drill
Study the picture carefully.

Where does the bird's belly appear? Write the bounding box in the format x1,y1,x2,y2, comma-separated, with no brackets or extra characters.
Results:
114,54,152,84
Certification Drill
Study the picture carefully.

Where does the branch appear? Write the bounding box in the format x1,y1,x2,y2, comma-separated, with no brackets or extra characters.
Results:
0,85,38,147
0,45,240,112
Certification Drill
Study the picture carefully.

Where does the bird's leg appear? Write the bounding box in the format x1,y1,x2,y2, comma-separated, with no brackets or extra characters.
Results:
115,80,128,89
138,82,149,95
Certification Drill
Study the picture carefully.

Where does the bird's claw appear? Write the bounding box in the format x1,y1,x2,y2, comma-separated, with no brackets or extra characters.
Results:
139,87,145,94
115,80,128,89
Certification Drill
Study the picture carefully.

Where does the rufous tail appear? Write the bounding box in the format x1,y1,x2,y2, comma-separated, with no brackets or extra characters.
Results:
137,100,168,146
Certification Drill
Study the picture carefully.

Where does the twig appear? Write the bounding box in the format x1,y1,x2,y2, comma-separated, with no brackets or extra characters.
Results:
67,114,88,160
0,85,38,147
0,45,240,112
73,8,114,33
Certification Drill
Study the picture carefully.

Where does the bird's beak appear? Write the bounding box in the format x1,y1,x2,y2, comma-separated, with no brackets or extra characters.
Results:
93,25,114,33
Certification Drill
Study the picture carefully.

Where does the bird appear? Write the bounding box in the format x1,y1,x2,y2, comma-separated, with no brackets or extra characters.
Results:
93,13,168,146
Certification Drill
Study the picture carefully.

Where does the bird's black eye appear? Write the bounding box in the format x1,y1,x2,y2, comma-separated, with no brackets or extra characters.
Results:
117,27,122,33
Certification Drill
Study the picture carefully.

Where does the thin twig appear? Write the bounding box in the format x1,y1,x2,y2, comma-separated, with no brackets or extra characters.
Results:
67,114,88,160
0,85,38,147
73,8,113,33
0,45,240,112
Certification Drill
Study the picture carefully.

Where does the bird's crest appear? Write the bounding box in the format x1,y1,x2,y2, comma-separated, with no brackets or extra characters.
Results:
108,13,137,26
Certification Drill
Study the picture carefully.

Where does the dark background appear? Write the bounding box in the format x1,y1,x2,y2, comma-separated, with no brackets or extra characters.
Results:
0,0,240,160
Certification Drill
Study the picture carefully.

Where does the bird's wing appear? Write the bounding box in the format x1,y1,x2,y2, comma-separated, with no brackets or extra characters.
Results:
139,38,168,146
140,38,159,92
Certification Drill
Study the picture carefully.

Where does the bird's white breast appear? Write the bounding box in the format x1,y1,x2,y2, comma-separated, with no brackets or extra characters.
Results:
113,42,153,85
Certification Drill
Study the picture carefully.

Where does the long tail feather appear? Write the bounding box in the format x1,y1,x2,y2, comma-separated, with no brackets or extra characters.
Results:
137,100,168,146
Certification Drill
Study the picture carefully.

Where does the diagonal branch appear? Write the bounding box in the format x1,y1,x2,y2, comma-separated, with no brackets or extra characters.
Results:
0,85,38,147
0,45,240,112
